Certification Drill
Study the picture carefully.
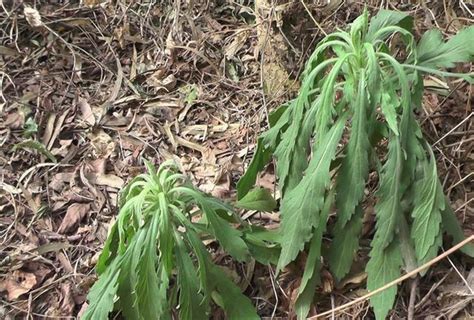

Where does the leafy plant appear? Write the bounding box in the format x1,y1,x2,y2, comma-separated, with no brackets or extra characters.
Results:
82,161,274,320
238,9,474,319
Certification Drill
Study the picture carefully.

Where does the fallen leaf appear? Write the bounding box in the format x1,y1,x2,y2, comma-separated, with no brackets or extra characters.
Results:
3,271,37,301
24,7,43,27
77,98,95,126
94,174,124,189
58,203,91,234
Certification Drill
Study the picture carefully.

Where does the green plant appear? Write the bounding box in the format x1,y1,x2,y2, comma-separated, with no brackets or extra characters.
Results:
82,161,278,320
238,9,474,319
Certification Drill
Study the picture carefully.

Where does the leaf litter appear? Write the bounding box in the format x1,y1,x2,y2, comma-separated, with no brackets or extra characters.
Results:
0,1,473,318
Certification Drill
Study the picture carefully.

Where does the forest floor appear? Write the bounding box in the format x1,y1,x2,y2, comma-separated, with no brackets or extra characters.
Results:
0,0,473,319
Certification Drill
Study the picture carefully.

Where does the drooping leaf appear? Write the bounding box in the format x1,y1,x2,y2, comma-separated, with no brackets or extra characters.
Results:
441,198,474,257
277,116,346,271
136,215,164,320
417,26,474,69
371,137,402,251
237,138,273,199
175,232,208,320
335,72,370,227
411,155,444,261
367,10,412,42
295,189,334,319
366,240,403,320
328,205,364,281
201,200,250,262
236,187,277,212
210,266,260,320
81,260,121,320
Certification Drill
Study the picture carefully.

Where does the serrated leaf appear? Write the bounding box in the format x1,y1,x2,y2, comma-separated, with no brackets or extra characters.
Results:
411,155,443,260
380,91,400,136
277,116,346,271
295,189,333,319
335,72,370,227
237,138,273,199
328,205,364,281
371,138,402,251
175,232,208,320
366,240,402,320
441,198,474,257
417,26,474,69
210,266,259,320
135,215,164,320
201,200,250,262
367,10,412,42
236,187,277,212
81,259,121,320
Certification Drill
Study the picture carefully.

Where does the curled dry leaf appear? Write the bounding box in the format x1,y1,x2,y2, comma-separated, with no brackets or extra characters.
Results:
2,271,37,301
24,7,43,27
58,203,91,234
78,98,95,126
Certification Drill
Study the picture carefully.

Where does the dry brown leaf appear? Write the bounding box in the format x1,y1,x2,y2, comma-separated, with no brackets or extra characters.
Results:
3,271,37,301
225,30,250,59
94,174,124,189
78,98,95,126
24,7,43,27
58,203,91,234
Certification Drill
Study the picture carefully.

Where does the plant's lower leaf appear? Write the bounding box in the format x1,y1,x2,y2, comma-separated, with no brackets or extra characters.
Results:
277,116,346,271
418,230,442,276
236,187,277,212
237,137,273,199
411,155,443,261
371,137,402,251
366,240,402,320
336,73,370,227
82,259,121,320
210,266,259,320
204,204,250,262
441,198,474,257
136,215,165,320
175,232,208,320
295,189,333,319
328,205,364,281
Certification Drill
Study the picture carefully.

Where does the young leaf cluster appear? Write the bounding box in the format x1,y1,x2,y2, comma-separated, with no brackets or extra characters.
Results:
238,9,474,319
82,161,263,320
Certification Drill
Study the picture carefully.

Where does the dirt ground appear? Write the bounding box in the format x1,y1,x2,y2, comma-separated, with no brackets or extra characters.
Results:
0,0,473,319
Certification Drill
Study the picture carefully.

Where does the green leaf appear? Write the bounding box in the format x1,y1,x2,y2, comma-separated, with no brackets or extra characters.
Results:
411,155,443,261
371,137,402,251
441,198,474,257
366,240,402,320
13,139,57,163
237,138,273,199
335,72,370,227
417,26,474,69
380,91,400,136
201,200,250,262
367,9,412,42
136,215,164,320
295,189,333,319
175,232,208,320
81,259,121,320
328,205,364,281
236,187,277,212
210,266,260,320
277,116,346,271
